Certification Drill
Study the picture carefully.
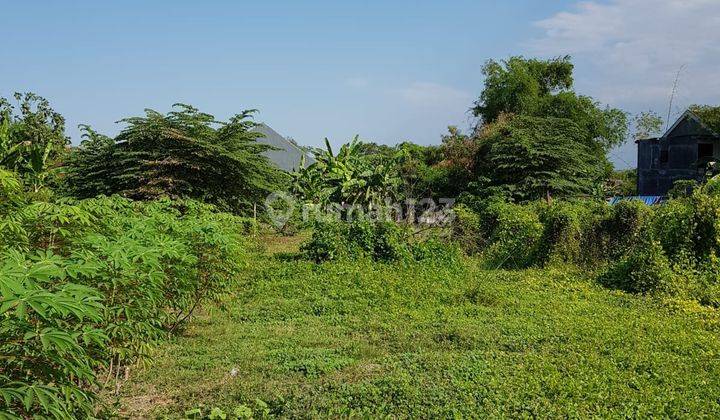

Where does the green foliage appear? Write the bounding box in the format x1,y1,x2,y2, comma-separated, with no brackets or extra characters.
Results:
467,56,627,203
454,198,655,269
472,56,627,150
473,56,574,124
290,132,476,211
392,139,456,199
300,219,351,262
633,111,664,140
301,219,457,265
668,179,698,198
536,200,597,265
432,126,478,196
0,93,68,192
607,238,680,294
703,174,720,196
451,203,482,254
598,200,651,259
301,219,409,263
600,200,701,298
291,137,401,209
0,177,248,418
472,116,608,201
0,251,107,418
605,169,637,196
410,237,462,266
482,201,543,268
64,105,287,214
689,104,720,134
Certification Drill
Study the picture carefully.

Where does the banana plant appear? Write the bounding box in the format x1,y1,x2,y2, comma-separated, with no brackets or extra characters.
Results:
25,139,56,192
290,136,401,208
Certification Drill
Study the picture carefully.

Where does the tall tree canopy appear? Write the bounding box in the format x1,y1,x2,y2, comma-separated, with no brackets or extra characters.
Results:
468,56,627,201
471,116,609,201
65,104,287,213
472,56,574,124
472,56,627,151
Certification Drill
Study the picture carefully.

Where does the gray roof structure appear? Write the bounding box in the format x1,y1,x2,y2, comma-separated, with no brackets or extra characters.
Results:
251,123,314,172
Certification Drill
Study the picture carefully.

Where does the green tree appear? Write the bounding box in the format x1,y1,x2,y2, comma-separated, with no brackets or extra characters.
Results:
64,104,287,214
0,93,69,192
472,56,628,151
468,56,628,201
472,56,574,124
471,116,609,201
633,111,664,140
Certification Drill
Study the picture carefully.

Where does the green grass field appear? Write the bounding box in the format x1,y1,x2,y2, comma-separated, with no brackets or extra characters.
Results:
118,239,720,418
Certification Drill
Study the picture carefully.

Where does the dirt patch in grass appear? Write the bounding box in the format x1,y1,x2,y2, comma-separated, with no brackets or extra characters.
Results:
119,385,174,418
259,232,310,255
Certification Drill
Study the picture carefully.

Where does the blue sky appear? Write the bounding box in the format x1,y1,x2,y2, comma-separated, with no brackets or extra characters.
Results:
2,1,718,168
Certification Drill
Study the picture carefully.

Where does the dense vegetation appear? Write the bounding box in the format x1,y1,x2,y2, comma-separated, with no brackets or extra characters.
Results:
2,54,720,417
0,169,252,417
1,95,256,417
64,105,287,214
453,191,720,306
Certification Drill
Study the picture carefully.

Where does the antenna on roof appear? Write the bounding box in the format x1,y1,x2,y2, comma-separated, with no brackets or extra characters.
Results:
665,64,686,132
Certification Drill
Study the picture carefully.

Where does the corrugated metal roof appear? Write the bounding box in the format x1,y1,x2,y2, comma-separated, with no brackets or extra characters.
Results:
251,123,315,172
608,196,666,205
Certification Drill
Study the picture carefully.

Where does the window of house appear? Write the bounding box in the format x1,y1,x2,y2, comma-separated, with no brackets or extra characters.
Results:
660,150,669,163
698,143,714,159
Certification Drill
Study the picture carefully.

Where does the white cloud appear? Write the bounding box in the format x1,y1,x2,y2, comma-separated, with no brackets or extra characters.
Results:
530,0,720,112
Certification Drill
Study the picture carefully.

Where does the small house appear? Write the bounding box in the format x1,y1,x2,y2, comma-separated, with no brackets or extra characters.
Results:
636,109,720,195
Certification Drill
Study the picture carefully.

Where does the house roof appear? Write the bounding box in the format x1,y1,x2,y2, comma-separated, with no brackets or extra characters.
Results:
251,123,315,172
637,107,720,143
662,108,720,137
662,109,718,137
688,105,720,136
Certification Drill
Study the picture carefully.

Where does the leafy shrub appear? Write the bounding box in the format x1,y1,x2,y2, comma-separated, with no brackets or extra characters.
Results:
302,219,410,263
703,174,720,196
650,192,720,262
452,198,661,270
600,238,678,295
650,197,694,260
0,183,248,417
599,199,652,260
599,193,720,302
482,202,543,269
301,220,351,262
668,179,698,198
535,200,607,265
371,221,410,262
684,192,720,259
0,250,107,418
451,203,482,254
410,237,462,266
302,219,458,264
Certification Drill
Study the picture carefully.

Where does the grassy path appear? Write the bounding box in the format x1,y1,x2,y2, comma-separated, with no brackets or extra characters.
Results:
119,248,720,417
